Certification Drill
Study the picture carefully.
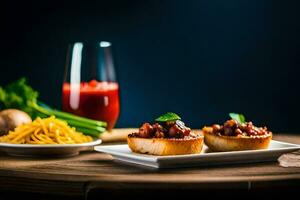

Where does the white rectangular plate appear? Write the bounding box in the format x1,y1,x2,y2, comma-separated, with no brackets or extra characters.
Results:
94,140,300,169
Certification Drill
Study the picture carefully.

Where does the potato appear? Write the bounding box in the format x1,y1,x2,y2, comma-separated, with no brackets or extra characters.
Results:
0,109,32,136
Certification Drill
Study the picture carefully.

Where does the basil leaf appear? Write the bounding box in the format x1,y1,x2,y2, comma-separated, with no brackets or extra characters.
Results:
155,112,181,122
229,113,246,124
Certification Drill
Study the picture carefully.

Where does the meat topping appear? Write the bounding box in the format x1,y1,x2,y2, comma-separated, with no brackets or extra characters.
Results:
210,119,271,137
129,120,193,139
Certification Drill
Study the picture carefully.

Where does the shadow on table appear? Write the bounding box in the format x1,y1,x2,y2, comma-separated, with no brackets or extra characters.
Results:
1,190,82,200
87,186,300,200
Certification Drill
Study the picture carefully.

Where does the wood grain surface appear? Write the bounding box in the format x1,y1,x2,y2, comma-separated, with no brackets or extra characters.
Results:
0,129,300,198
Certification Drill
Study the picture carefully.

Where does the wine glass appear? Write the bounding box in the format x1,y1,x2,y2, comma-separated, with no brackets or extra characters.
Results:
62,42,120,130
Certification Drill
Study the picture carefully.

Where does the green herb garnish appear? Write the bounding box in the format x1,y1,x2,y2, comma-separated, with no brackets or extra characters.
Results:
0,78,106,137
229,113,246,124
155,112,181,122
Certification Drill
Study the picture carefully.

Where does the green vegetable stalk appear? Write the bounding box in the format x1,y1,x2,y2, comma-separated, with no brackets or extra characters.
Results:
0,78,106,137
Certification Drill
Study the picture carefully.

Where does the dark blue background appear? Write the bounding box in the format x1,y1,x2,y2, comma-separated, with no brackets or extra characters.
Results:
1,0,300,132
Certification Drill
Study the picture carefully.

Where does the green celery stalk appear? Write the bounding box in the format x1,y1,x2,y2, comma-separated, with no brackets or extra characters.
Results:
66,119,106,132
50,109,107,127
29,102,106,137
75,127,103,138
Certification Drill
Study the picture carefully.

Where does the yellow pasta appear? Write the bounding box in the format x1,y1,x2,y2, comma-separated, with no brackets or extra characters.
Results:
0,116,93,144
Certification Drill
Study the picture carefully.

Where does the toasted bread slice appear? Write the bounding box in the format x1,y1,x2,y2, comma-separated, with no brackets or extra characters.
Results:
202,127,272,152
127,135,204,156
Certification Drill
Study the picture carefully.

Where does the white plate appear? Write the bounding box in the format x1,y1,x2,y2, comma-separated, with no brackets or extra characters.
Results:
94,140,300,168
0,139,102,157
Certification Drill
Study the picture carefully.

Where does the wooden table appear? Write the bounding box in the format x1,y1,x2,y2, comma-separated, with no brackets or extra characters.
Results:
0,129,300,199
